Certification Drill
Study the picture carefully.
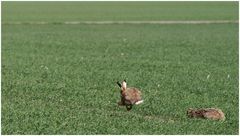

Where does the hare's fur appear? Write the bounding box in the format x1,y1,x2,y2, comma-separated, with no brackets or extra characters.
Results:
187,108,225,121
117,80,143,111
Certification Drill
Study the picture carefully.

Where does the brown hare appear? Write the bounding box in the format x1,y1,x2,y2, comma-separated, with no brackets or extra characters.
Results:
116,80,143,111
187,108,225,121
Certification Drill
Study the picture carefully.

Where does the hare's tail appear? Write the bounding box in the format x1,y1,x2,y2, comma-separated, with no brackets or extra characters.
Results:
135,100,144,105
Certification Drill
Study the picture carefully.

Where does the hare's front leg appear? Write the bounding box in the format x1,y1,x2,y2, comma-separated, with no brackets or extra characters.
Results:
118,96,126,106
118,101,125,106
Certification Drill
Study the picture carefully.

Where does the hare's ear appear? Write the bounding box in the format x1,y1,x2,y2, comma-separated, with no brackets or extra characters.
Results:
122,80,127,90
116,81,122,88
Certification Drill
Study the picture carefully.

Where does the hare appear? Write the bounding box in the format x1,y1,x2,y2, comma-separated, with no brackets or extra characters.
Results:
187,108,225,121
116,80,143,111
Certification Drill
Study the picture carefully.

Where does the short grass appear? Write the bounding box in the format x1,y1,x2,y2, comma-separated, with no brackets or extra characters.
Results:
2,2,238,22
1,1,239,135
2,23,238,135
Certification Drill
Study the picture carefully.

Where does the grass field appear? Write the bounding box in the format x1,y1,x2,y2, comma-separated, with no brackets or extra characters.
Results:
2,2,239,135
2,2,238,22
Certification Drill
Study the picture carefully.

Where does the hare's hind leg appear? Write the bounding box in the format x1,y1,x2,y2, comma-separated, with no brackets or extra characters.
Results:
126,105,132,111
118,101,125,106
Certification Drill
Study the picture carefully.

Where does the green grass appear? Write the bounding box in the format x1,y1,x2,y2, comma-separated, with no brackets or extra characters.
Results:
2,1,239,135
2,2,238,22
2,24,238,135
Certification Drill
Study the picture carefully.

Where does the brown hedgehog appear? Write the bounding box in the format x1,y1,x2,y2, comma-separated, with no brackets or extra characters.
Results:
187,108,225,121
116,80,143,111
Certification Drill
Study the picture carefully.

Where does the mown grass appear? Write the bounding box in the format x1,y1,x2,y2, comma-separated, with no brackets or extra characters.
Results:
2,1,238,22
2,23,238,134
